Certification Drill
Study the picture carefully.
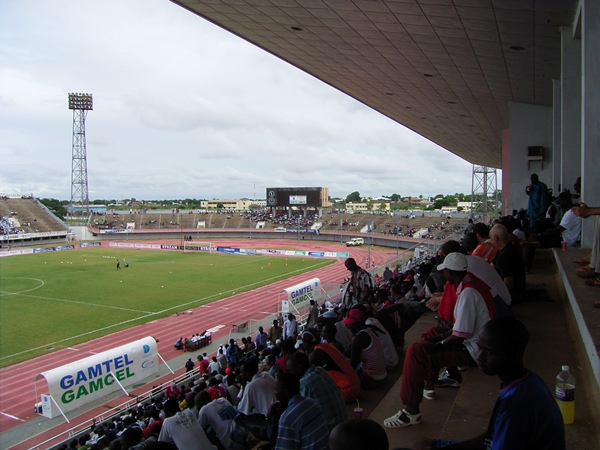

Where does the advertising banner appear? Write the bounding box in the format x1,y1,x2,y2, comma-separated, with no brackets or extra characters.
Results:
35,337,159,418
283,278,321,306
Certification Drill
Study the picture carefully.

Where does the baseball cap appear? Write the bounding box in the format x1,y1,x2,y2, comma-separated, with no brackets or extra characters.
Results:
436,252,468,272
342,308,365,325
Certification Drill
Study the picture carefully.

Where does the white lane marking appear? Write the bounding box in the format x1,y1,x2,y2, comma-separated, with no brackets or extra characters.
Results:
0,412,25,422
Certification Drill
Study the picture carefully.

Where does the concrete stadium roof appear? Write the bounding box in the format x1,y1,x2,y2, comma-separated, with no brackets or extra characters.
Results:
171,0,578,169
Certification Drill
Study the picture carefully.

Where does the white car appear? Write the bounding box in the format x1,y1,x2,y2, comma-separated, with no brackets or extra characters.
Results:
346,237,364,247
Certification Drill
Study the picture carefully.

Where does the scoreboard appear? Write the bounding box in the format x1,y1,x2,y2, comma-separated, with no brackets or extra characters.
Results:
266,187,328,208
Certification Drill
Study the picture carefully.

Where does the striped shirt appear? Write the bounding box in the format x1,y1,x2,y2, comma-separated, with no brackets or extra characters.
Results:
300,365,347,430
358,328,387,381
275,394,329,450
472,241,497,263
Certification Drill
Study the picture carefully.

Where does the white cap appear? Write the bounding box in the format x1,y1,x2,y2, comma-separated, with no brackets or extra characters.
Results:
562,365,569,371
436,252,468,272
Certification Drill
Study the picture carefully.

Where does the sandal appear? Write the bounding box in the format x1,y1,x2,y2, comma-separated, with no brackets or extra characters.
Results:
423,389,437,400
573,257,591,265
383,409,422,428
584,276,600,287
576,266,597,278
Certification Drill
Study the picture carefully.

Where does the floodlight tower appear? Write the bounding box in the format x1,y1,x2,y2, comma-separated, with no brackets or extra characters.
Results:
470,165,499,221
68,93,93,217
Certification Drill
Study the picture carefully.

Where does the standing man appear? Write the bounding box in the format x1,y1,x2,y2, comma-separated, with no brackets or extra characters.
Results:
306,300,319,329
256,326,269,349
116,259,120,270
282,313,299,341
526,173,549,229
268,319,283,345
184,358,195,373
342,257,374,309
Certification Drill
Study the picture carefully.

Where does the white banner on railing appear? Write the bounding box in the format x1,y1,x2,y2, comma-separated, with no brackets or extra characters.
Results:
283,278,321,306
35,337,159,418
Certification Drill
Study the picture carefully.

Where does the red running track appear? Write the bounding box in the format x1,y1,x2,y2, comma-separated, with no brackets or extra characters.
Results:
0,240,397,449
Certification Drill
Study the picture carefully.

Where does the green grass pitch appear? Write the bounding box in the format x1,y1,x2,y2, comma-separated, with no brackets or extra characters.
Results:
0,247,332,367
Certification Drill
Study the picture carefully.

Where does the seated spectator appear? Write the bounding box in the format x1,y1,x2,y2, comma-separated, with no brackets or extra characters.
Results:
286,351,346,431
490,224,527,301
270,372,329,450
158,398,217,450
196,390,238,449
365,312,398,370
524,191,582,271
472,222,497,263
207,376,227,400
344,308,387,389
383,253,496,429
165,382,179,400
319,310,353,355
311,342,361,403
410,317,565,450
238,357,276,416
320,322,345,355
173,337,183,351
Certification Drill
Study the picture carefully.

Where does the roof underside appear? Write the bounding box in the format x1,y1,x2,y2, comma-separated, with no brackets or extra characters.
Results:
171,0,578,168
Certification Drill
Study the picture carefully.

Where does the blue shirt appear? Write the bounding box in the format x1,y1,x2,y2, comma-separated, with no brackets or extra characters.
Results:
256,331,269,348
275,394,329,450
485,370,565,450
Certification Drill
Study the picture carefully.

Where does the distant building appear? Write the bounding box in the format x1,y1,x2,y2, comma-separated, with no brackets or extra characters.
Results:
200,198,255,210
346,201,390,212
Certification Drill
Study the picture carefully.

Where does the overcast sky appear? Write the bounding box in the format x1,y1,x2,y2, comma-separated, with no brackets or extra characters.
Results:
0,0,484,202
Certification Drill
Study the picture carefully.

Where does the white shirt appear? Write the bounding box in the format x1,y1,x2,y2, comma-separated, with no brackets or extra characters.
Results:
238,371,276,416
283,318,298,340
560,209,582,247
198,398,237,447
158,409,217,450
453,285,493,360
466,255,512,305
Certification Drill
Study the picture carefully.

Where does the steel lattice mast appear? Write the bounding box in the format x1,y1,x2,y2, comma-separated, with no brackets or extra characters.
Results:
471,165,498,221
68,93,93,217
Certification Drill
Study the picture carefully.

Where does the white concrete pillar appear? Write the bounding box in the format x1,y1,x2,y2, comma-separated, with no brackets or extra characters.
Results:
580,0,600,247
552,79,562,193
560,26,582,193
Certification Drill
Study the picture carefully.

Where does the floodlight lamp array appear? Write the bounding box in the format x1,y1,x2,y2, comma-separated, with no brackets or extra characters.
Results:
68,93,93,110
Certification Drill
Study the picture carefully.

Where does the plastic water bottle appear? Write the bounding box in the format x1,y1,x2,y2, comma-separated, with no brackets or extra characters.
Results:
555,365,575,424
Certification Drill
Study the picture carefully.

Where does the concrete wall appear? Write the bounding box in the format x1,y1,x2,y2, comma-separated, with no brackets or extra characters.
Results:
506,102,554,215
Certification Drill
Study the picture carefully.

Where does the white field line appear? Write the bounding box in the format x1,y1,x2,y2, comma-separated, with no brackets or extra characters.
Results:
11,293,154,314
0,277,45,296
0,261,328,362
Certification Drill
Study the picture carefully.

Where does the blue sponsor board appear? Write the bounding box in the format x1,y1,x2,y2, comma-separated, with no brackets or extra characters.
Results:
80,242,102,248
